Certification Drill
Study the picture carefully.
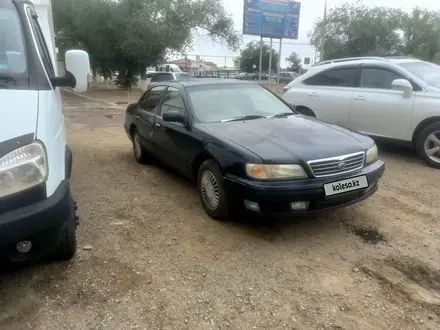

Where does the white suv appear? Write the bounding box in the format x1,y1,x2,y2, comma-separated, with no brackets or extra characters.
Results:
282,57,440,168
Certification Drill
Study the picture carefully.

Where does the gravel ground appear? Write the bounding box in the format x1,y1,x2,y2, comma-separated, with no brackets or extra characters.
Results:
0,91,439,330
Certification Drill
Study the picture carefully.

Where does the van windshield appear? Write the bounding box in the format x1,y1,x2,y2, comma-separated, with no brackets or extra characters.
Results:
0,2,27,84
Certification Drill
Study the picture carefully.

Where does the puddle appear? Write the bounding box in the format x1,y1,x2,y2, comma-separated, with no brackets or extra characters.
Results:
344,224,387,244
115,101,128,105
105,115,115,119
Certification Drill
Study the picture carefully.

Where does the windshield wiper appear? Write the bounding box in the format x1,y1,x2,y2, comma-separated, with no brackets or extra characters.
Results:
266,112,295,118
221,115,265,122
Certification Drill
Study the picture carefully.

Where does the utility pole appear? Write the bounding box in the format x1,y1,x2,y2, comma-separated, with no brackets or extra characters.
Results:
268,38,273,88
319,0,328,62
258,36,263,84
276,39,282,84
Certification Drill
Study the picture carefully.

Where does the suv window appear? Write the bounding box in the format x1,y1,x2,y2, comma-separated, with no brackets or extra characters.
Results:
140,86,166,114
151,73,173,82
360,68,403,89
304,67,358,87
27,8,55,78
160,87,185,116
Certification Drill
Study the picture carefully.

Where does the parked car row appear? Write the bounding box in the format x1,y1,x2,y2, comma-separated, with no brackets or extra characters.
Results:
236,72,299,83
282,56,440,168
124,79,385,221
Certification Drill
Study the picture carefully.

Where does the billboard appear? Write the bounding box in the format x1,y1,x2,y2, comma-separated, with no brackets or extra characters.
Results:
243,0,301,39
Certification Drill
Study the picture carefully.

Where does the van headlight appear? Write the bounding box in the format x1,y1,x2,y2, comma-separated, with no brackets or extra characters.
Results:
365,144,379,164
245,163,308,180
0,141,48,198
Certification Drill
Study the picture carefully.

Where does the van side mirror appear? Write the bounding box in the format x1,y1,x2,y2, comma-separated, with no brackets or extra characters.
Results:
51,50,90,93
65,50,90,93
392,79,413,98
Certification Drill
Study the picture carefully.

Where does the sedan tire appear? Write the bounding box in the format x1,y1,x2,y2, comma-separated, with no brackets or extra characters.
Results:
416,122,440,169
132,128,151,164
198,159,229,221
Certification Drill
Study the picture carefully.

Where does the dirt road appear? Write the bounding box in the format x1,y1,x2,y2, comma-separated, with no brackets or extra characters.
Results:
0,91,439,330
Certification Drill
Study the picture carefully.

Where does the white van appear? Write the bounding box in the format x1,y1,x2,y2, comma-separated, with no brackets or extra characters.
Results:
0,0,90,264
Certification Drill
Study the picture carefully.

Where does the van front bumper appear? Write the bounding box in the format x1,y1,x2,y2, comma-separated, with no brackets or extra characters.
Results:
0,180,72,262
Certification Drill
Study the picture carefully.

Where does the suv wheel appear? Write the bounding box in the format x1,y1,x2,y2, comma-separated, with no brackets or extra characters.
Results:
416,122,440,169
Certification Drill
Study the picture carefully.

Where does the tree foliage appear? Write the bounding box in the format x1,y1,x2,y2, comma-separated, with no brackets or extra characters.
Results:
53,0,241,88
238,42,279,73
285,52,302,72
309,1,440,63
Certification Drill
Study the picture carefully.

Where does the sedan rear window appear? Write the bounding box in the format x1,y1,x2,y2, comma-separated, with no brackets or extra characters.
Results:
186,84,294,123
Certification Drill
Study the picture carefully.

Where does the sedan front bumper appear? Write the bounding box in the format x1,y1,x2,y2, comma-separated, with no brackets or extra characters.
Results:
224,160,385,217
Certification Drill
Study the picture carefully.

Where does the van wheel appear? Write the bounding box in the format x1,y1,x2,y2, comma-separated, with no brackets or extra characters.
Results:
416,122,440,169
57,196,77,260
197,159,229,221
131,128,151,164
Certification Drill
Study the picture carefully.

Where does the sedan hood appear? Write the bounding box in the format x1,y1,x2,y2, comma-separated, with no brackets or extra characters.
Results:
200,115,371,163
0,90,38,143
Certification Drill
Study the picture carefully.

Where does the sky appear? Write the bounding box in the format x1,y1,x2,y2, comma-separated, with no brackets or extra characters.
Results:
181,0,440,68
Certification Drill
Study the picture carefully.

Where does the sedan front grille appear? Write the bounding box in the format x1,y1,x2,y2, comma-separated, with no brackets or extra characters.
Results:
307,152,365,177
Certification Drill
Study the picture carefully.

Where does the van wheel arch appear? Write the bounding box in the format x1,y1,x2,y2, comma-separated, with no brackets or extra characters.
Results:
65,145,73,180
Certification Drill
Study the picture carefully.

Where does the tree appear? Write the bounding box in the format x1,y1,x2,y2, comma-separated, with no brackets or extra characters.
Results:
401,7,440,63
53,0,241,88
285,52,302,73
309,1,440,63
309,1,404,60
238,42,279,73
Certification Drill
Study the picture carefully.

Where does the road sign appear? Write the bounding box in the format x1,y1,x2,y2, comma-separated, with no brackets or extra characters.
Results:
243,0,301,39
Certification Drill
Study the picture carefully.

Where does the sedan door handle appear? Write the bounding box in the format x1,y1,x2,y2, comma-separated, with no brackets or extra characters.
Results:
155,123,161,128
354,95,366,101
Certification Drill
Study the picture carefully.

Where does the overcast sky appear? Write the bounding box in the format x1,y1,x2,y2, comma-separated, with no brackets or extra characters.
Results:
183,0,440,68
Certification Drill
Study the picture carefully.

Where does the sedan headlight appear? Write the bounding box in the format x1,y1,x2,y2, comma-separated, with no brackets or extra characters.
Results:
365,144,379,164
0,141,48,198
245,163,308,180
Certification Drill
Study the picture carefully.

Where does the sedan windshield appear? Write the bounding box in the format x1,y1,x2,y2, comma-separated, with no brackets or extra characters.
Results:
186,84,295,123
0,3,27,81
399,61,440,88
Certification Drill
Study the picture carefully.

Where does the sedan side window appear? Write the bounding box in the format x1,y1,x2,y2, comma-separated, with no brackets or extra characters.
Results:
304,68,358,87
140,86,166,114
360,68,403,89
160,87,185,117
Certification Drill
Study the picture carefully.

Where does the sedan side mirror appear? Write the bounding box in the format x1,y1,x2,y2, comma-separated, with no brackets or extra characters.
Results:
288,103,296,111
392,79,413,98
163,110,185,123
